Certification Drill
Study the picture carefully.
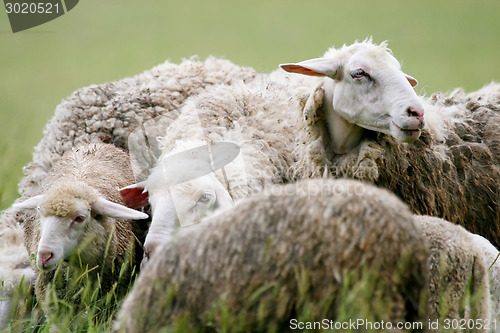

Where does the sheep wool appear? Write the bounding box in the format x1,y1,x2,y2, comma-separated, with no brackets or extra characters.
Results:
290,82,500,247
128,75,321,262
470,234,500,322
0,209,35,330
115,179,429,333
154,76,311,199
18,57,259,200
414,215,492,331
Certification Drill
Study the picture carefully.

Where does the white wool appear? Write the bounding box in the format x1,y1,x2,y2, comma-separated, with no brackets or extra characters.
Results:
136,76,305,263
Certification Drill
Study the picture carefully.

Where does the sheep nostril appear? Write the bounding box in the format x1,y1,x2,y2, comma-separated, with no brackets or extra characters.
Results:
407,107,424,121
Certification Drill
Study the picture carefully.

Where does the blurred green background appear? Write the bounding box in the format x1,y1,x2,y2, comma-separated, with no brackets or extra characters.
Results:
0,0,499,210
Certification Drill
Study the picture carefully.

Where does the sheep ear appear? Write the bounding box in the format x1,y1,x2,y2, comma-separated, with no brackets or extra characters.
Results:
213,180,234,211
92,197,149,220
405,73,418,87
119,182,149,209
281,57,342,80
12,195,45,210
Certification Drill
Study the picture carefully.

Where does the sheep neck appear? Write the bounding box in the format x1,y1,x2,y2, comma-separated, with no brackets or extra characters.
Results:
323,82,365,154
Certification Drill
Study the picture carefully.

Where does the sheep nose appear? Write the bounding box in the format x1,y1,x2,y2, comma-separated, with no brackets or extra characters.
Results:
407,107,424,121
407,107,425,127
38,250,53,266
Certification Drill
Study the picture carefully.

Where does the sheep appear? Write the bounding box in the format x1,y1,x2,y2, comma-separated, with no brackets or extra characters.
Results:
282,40,499,247
413,215,493,328
114,178,430,332
17,56,258,201
119,40,436,264
0,209,35,330
12,143,149,317
120,77,312,262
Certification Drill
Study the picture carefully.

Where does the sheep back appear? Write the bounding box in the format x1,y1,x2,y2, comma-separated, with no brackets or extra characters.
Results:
116,179,429,332
155,79,304,199
19,57,258,200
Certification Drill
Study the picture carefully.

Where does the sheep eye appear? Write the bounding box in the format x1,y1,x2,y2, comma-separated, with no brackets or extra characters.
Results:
197,194,212,205
73,215,86,224
351,69,369,80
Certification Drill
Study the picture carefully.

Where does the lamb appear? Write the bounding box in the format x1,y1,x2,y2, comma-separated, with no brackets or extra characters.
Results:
115,179,430,332
413,215,493,328
0,210,35,330
120,77,310,262
12,143,148,317
281,40,499,246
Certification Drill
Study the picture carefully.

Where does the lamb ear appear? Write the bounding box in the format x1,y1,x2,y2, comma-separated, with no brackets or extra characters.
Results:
12,195,45,210
280,57,341,80
92,197,149,220
213,180,234,211
119,182,149,209
405,73,418,87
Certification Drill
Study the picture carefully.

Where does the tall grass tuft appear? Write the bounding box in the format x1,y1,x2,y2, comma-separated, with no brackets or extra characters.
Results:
2,233,138,333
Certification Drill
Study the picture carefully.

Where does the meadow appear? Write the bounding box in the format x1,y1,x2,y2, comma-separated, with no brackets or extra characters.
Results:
0,0,499,210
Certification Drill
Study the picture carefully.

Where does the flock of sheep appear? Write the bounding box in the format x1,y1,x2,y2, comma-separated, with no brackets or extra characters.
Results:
0,39,499,332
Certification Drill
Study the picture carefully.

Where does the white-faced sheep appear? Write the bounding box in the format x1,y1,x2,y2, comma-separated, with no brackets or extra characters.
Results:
0,210,35,330
280,39,423,155
13,143,148,316
281,40,499,247
414,215,493,329
115,179,430,332
120,77,309,262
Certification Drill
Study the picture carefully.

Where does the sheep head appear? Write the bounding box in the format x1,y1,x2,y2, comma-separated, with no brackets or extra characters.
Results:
13,181,148,271
121,141,240,265
281,40,425,153
120,171,234,267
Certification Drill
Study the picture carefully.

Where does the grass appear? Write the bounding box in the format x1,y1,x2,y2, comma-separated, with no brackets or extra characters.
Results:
2,256,487,332
0,0,499,210
3,236,138,333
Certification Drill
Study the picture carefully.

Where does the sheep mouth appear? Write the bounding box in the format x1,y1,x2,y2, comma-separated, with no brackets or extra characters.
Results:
392,121,421,141
39,263,58,272
392,121,421,134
